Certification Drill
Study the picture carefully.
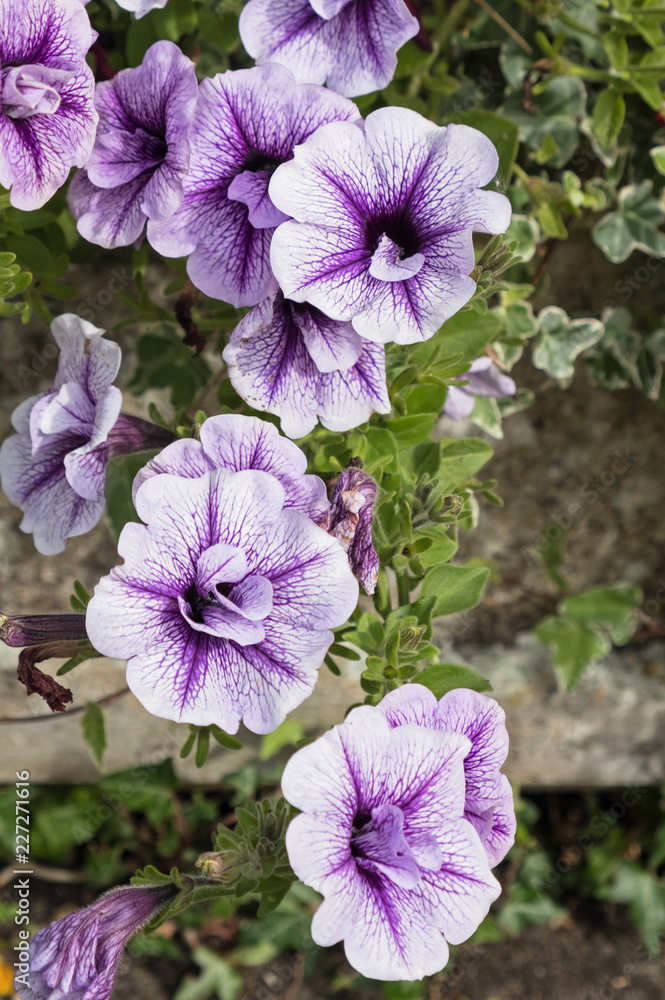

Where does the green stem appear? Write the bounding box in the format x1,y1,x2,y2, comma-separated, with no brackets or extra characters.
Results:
434,0,470,51
396,571,412,607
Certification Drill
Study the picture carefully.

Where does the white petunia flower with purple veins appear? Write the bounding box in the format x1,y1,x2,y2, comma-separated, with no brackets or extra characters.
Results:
270,108,512,346
239,0,419,97
0,0,98,210
377,685,516,867
147,62,361,308
223,285,391,439
444,357,516,421
282,705,501,980
67,41,198,250
131,412,330,522
86,467,359,734
14,882,178,1000
0,314,174,556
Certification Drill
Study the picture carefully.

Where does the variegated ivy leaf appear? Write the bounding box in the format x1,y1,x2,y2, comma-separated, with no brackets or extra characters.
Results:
591,182,665,263
532,307,604,381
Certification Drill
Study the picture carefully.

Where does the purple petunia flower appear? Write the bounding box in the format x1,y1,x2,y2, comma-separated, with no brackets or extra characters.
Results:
131,413,330,522
67,41,197,249
0,0,98,209
322,462,379,595
0,314,173,556
282,704,501,980
86,464,359,734
377,685,516,866
239,0,419,97
148,63,360,308
269,108,511,345
223,285,391,439
443,357,516,421
14,882,178,1000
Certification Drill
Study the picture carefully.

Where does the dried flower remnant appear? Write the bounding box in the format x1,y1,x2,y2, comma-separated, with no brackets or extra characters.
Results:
324,461,380,595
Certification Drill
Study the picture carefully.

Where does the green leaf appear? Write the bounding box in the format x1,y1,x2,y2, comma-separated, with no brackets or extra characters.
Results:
420,563,490,617
385,413,438,448
210,726,243,750
175,947,243,1000
538,526,569,592
535,616,610,689
603,864,665,954
437,438,493,491
650,145,665,176
532,307,604,381
591,89,625,149
416,526,458,568
559,583,642,645
413,663,492,697
603,31,628,70
592,182,665,263
501,76,586,168
259,718,305,760
81,701,106,768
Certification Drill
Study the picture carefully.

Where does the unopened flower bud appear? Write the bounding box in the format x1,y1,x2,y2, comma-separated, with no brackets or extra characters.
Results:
196,850,246,883
0,613,88,648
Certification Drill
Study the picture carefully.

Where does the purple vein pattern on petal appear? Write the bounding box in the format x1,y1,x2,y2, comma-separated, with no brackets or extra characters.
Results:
147,62,360,307
67,40,198,249
282,707,500,980
378,685,516,866
132,412,330,522
0,0,98,209
223,289,390,439
0,314,123,555
270,108,511,345
86,468,358,734
239,0,419,97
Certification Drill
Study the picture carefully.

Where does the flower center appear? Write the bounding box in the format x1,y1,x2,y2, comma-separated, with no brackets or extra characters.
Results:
1,64,74,120
350,803,421,888
177,542,273,646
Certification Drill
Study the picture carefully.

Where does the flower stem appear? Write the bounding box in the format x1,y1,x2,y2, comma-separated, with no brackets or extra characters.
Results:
396,571,412,608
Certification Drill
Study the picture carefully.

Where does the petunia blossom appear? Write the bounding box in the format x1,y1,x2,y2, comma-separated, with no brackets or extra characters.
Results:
377,685,516,866
443,357,516,421
0,314,173,556
131,412,329,523
148,62,360,308
239,0,419,98
322,462,380,595
86,467,359,734
14,882,178,1000
270,107,511,345
68,41,198,249
0,0,98,209
223,285,391,439
282,705,501,980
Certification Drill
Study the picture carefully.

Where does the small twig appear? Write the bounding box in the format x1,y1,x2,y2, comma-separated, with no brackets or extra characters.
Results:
472,0,533,53
0,862,87,888
532,237,559,286
175,279,206,355
0,686,130,725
